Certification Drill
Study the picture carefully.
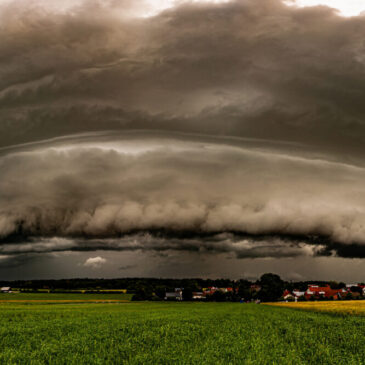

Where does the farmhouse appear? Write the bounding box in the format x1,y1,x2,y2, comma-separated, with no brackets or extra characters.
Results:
0,287,11,293
203,287,235,296
165,288,183,301
282,289,305,301
292,290,305,298
304,285,346,300
192,292,205,300
282,289,295,301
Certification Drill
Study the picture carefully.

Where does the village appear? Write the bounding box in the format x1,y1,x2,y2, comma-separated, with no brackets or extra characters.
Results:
164,283,365,302
1,277,365,303
281,283,365,302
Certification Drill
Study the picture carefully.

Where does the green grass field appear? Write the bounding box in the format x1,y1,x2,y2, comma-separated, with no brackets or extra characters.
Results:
0,301,364,364
0,292,132,302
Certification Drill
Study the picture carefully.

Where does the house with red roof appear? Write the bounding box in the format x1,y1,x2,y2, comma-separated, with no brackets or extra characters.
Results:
282,289,305,301
304,285,346,300
203,287,235,296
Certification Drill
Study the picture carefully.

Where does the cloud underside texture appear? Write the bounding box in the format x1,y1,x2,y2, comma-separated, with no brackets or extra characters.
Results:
0,134,365,258
1,0,365,261
0,0,364,158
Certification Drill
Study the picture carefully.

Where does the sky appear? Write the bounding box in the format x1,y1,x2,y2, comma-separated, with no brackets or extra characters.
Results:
0,0,365,281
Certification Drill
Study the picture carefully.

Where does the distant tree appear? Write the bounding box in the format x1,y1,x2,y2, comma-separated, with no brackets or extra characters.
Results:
211,290,227,302
350,286,363,295
329,281,346,290
154,285,166,299
258,273,284,302
238,284,252,302
131,287,153,301
182,287,194,301
226,291,240,302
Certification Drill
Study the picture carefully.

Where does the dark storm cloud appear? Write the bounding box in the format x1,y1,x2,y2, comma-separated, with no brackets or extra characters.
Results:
119,264,136,271
0,252,40,268
0,0,365,156
0,235,322,259
1,0,365,270
0,133,364,258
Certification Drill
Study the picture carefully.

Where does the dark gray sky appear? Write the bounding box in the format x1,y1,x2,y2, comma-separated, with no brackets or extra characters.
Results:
0,0,365,281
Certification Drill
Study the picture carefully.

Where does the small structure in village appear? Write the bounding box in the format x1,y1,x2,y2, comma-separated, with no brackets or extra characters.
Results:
282,283,365,301
192,292,205,300
165,288,183,301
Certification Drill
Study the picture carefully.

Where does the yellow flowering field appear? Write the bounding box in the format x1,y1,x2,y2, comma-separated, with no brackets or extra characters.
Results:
268,300,365,315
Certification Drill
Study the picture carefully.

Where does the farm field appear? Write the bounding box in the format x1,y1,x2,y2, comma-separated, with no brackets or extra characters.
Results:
268,300,365,316
0,302,364,364
0,292,132,302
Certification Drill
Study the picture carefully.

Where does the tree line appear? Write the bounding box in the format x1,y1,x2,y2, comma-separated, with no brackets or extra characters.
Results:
1,274,363,302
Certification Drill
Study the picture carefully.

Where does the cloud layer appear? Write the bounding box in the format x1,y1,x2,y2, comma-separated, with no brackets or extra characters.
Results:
1,0,365,274
0,0,365,158
0,133,364,258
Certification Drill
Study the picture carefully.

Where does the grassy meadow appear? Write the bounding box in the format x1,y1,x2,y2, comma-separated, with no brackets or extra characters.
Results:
0,299,364,364
0,292,132,303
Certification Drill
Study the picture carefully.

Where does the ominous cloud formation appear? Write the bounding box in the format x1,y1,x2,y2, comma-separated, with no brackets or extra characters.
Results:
0,0,365,157
0,0,365,277
0,132,364,260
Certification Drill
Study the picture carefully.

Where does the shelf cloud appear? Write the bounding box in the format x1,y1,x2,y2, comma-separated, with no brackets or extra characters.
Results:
1,0,364,278
0,133,364,260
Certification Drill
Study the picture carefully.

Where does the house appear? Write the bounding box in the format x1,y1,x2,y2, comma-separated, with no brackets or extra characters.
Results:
1,287,11,293
282,289,305,301
192,292,206,300
347,284,365,296
282,290,295,301
304,284,344,300
203,287,235,296
292,290,305,298
164,288,183,301
203,287,218,296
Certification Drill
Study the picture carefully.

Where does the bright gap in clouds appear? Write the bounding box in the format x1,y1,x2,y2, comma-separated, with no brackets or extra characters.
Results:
0,0,233,18
287,0,365,17
141,0,232,17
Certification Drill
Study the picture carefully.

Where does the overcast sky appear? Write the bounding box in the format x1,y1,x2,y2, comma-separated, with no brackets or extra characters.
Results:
0,0,365,281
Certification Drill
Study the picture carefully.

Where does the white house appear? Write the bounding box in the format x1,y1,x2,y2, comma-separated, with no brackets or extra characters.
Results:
192,292,205,300
164,288,183,301
292,291,305,298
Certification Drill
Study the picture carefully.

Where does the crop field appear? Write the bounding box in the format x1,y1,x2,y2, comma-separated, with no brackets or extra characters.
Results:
0,292,132,303
268,300,365,316
0,302,364,364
